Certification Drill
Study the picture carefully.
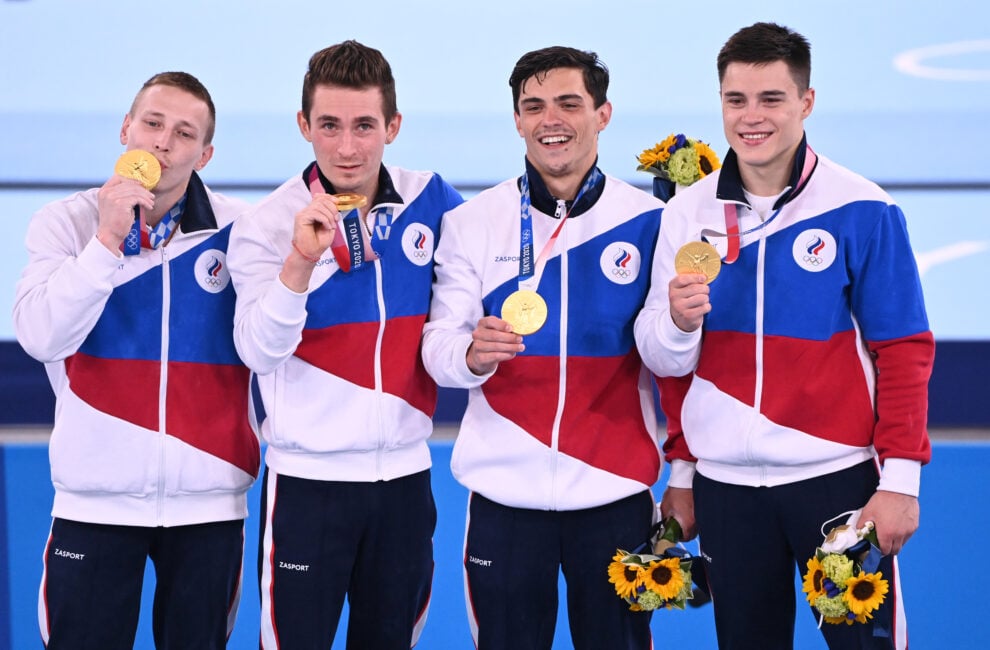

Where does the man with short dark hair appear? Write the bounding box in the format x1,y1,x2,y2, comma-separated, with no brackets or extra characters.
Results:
227,40,463,648
636,22,933,649
423,46,665,649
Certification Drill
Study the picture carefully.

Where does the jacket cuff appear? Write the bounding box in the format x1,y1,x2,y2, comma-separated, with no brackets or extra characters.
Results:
660,312,703,353
270,274,312,315
451,334,495,388
667,459,696,489
877,458,922,497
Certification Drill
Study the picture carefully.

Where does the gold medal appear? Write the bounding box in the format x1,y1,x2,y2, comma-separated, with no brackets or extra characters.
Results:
114,150,161,190
501,289,548,335
674,241,721,284
334,193,368,211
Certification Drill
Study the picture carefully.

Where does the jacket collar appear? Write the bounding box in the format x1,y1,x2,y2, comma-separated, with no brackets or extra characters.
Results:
519,156,605,218
174,171,217,233
715,133,816,211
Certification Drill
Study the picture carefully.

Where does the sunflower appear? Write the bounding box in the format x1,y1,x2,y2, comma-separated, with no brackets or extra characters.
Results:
657,134,680,161
640,557,685,600
636,148,662,168
823,609,871,625
607,553,643,599
843,572,888,616
802,556,827,605
694,141,722,177
823,613,853,626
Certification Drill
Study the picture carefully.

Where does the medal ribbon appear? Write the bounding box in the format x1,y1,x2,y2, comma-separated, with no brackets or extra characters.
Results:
372,206,396,252
518,167,602,288
147,196,185,249
708,146,817,264
306,165,384,273
121,195,186,255
122,207,144,256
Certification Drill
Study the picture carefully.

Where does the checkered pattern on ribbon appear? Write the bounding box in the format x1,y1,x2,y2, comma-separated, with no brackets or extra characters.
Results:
575,166,603,203
370,205,396,258
147,196,186,249
517,166,603,281
373,206,395,241
519,173,533,218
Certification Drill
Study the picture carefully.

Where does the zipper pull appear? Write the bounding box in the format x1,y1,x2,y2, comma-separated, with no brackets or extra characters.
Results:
554,199,567,220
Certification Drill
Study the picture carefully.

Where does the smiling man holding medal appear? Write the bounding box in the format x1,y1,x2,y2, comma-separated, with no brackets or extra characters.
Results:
422,46,665,649
635,23,934,650
13,72,259,649
226,41,462,649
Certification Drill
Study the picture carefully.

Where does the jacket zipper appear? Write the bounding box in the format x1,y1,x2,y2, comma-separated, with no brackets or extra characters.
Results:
749,231,768,483
373,255,387,479
549,199,567,510
157,245,171,524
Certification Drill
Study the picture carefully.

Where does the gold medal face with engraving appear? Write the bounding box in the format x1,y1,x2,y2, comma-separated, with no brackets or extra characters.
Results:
675,241,721,284
334,193,368,211
114,150,161,190
501,290,548,335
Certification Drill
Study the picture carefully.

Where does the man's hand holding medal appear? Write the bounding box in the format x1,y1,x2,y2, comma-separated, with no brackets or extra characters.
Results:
669,241,720,333
466,314,526,376
283,192,368,292
97,150,160,253
281,194,343,292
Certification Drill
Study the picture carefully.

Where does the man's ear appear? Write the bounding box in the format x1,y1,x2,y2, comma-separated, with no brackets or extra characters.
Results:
297,111,313,142
385,112,402,144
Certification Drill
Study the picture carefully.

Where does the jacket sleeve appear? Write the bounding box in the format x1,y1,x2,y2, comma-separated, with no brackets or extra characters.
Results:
227,209,309,376
421,207,494,389
657,374,697,488
853,203,934,496
634,202,703,377
13,197,121,362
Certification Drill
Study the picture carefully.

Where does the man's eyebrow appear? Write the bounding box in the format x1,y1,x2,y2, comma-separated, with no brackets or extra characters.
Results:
314,113,381,123
722,89,788,98
139,110,199,132
174,119,199,132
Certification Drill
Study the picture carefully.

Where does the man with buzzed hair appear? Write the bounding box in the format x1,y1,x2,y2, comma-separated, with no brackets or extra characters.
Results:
14,71,259,649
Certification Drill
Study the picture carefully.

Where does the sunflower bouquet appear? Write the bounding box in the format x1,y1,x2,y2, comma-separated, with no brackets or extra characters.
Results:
607,517,696,612
801,517,888,626
636,133,722,201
